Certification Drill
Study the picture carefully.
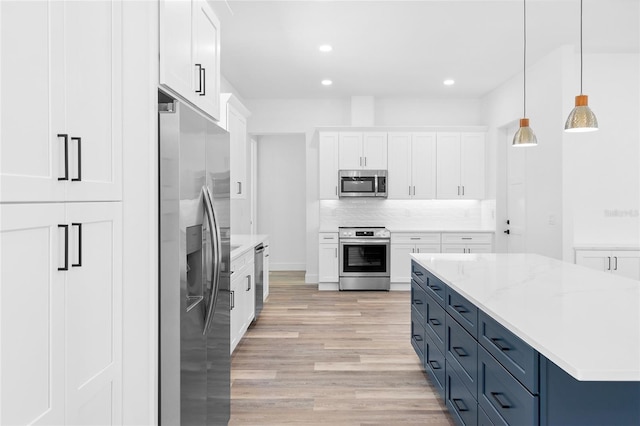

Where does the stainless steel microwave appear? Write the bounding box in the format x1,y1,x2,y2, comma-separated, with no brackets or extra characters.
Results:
338,170,387,198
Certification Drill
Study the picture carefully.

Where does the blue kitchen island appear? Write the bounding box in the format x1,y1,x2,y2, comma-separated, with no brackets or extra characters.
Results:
409,253,640,426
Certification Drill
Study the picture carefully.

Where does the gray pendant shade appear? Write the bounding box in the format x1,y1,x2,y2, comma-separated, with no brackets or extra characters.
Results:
565,95,599,132
513,118,538,147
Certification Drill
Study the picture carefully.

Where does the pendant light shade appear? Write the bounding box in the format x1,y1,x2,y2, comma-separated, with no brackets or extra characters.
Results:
565,0,598,132
513,0,537,147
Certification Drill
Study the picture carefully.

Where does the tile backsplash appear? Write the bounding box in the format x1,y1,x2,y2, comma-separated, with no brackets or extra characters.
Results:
319,199,496,231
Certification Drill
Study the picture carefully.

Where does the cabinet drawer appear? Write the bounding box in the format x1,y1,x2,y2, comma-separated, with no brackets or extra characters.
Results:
447,287,478,338
392,232,441,245
319,232,338,243
478,346,539,426
411,261,427,288
425,340,446,400
446,363,479,426
442,233,493,244
447,317,478,400
425,292,446,350
411,280,427,320
478,405,495,426
478,311,539,394
231,249,253,273
424,270,446,307
411,310,425,362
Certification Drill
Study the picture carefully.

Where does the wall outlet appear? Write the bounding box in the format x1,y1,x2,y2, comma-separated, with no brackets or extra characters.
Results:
548,214,556,225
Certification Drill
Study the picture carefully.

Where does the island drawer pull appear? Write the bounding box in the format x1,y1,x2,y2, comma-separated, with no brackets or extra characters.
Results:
429,318,441,326
491,392,512,409
452,398,469,412
413,334,423,342
413,271,424,276
452,346,468,357
453,304,469,313
491,337,511,351
413,299,423,305
429,360,441,370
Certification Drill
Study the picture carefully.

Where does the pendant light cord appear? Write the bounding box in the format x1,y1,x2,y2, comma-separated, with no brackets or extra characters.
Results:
523,0,527,117
580,0,583,95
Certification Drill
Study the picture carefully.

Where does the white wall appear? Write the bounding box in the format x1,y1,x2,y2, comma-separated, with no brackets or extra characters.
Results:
562,53,640,259
257,134,307,270
375,98,483,126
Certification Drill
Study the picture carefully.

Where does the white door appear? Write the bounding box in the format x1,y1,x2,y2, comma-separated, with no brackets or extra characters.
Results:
338,132,363,169
0,1,66,202
412,133,437,199
65,202,122,425
506,124,526,253
192,0,220,120
159,0,193,101
436,133,461,199
1,204,66,426
318,244,339,282
390,244,414,283
460,133,485,199
318,132,339,199
611,251,640,280
362,132,387,169
387,133,412,199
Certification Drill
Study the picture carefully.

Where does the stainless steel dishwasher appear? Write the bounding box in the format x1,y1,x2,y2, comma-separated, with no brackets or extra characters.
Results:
253,244,264,322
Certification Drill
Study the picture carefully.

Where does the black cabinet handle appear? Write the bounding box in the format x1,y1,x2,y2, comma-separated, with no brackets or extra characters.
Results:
71,223,82,267
413,299,423,305
429,318,441,326
491,337,511,351
195,64,203,93
491,392,512,409
413,334,423,342
58,134,69,181
452,398,469,412
428,360,441,370
201,67,206,96
413,271,423,276
452,346,468,357
71,137,81,181
453,304,469,314
58,224,69,271
430,284,441,292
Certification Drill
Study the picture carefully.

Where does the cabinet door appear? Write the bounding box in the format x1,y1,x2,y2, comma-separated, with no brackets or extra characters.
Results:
611,251,640,280
390,244,414,283
1,204,66,426
362,132,387,169
412,133,437,199
575,250,609,273
415,243,441,255
65,202,122,425
192,0,220,120
467,244,493,254
387,133,412,199
318,244,339,282
159,0,193,102
338,132,363,169
229,105,247,199
64,0,122,202
436,133,462,199
441,244,467,254
244,267,255,326
460,133,485,199
0,1,65,202
319,132,339,199
230,274,243,353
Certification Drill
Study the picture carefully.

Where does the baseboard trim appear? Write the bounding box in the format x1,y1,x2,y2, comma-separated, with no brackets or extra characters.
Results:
271,262,306,271
390,282,410,291
318,282,339,291
305,273,318,284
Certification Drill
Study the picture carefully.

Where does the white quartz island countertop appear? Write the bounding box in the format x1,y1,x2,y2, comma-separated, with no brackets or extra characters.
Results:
410,253,640,382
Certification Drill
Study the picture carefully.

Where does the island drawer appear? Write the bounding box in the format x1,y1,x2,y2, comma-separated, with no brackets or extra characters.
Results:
479,311,539,394
446,362,478,426
410,311,425,362
479,346,539,426
411,262,427,288
425,292,446,349
478,405,495,426
424,270,446,307
446,316,478,400
447,287,478,338
425,340,446,400
411,280,427,321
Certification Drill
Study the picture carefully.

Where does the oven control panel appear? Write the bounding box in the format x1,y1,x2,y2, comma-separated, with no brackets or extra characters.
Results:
339,227,390,239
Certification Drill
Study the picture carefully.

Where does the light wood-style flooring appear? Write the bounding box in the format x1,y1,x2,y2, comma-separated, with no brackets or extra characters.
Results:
229,271,454,425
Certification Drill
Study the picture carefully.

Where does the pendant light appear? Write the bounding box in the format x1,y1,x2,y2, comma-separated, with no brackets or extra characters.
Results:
564,0,598,132
513,0,537,147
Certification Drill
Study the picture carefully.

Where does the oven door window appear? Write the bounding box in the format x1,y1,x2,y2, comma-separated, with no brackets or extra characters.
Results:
342,244,387,273
341,177,375,194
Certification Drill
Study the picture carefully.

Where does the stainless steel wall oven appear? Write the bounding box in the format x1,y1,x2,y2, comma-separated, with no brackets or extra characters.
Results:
339,227,390,290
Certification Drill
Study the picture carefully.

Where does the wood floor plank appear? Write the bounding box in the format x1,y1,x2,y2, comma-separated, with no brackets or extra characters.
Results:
230,272,453,425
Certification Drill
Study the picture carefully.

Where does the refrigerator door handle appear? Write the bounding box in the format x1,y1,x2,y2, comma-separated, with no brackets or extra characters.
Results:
203,185,222,335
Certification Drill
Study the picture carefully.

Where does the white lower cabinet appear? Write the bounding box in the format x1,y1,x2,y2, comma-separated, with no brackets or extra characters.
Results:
575,249,640,280
441,233,494,254
318,233,339,283
1,202,122,425
230,249,255,354
390,233,441,283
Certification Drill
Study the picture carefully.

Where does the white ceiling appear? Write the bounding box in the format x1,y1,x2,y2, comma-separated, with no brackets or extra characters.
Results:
209,0,639,100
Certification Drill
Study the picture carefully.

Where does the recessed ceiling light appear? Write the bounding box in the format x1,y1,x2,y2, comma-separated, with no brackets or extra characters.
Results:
321,79,333,86
443,79,455,86
319,44,333,52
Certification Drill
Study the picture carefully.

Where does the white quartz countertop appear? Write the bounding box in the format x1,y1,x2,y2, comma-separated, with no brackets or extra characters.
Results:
231,234,269,260
410,253,640,381
318,227,495,233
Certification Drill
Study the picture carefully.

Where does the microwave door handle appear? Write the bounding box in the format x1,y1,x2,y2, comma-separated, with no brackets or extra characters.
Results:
374,174,378,195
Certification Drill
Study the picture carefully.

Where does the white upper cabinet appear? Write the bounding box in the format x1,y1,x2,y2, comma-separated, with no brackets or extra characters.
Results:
160,0,221,121
319,132,339,199
338,132,387,170
0,0,122,203
388,132,436,199
436,132,485,199
221,94,251,199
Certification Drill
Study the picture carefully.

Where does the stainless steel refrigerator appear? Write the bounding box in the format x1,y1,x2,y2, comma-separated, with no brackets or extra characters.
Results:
158,91,231,425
